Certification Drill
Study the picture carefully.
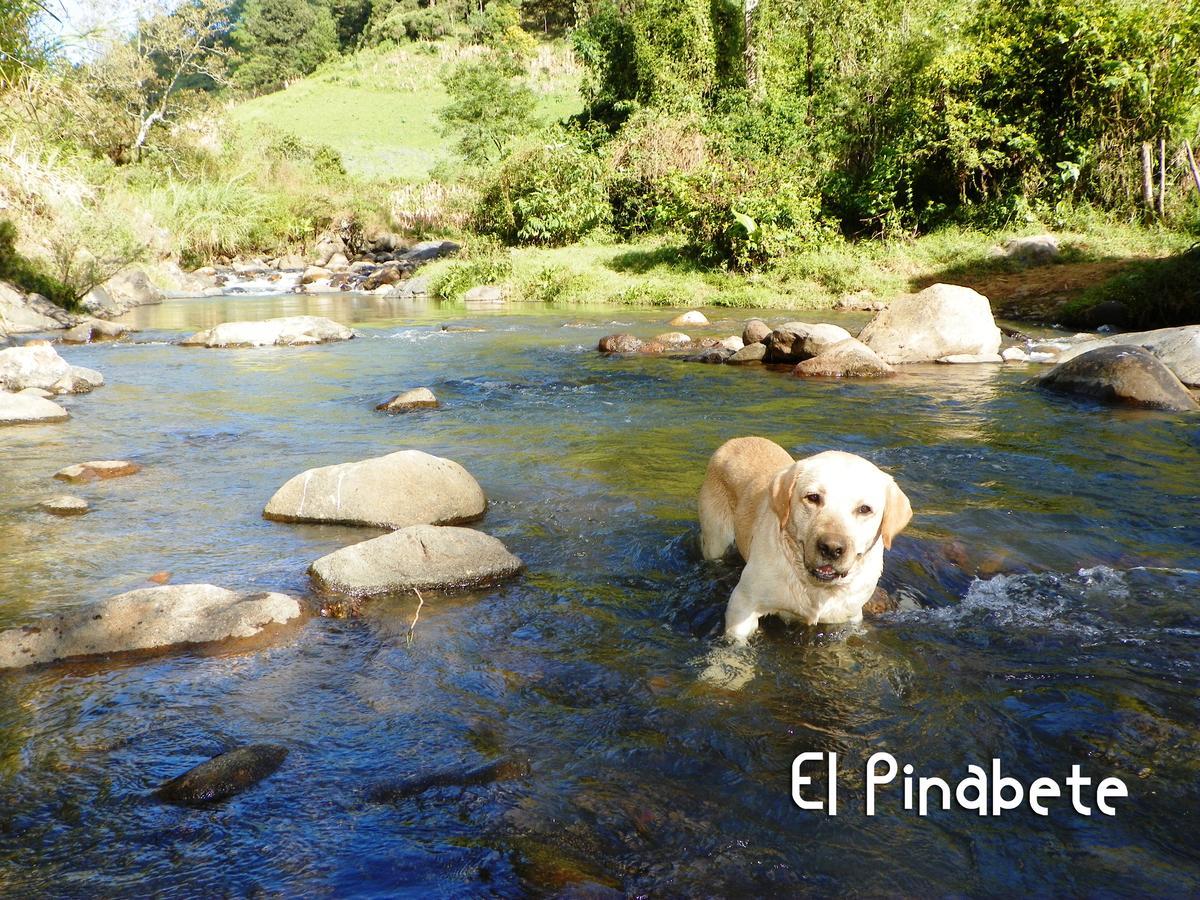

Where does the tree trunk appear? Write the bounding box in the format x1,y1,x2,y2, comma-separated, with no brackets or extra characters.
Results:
1156,137,1166,218
1141,143,1155,212
743,0,761,99
1185,140,1200,197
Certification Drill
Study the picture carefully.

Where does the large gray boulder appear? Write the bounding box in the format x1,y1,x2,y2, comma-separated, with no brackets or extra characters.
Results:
1036,345,1199,412
309,524,523,596
264,449,486,528
1054,325,1200,387
793,338,895,378
103,270,164,311
858,284,1001,364
397,240,460,265
0,343,101,393
0,585,302,668
181,316,354,348
0,391,69,424
742,319,772,345
0,282,65,334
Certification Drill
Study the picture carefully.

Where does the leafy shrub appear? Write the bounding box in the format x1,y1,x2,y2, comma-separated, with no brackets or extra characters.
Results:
0,220,77,309
429,237,513,300
604,111,707,234
671,157,835,270
474,140,611,245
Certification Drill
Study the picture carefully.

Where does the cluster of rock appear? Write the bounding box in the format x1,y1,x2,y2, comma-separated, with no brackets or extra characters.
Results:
0,342,106,424
598,283,1200,412
189,235,460,298
600,284,1005,377
263,449,522,599
0,271,159,345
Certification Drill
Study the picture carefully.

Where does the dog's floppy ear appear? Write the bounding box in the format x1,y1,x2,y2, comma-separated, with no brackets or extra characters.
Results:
770,464,800,529
881,478,912,550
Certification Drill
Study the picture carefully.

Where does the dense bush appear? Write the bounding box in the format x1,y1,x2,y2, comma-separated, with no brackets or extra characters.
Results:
233,0,339,95
604,111,708,234
429,237,513,299
0,220,77,309
474,139,611,244
671,157,835,269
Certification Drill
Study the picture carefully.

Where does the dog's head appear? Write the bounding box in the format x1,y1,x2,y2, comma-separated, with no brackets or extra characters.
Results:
769,451,911,584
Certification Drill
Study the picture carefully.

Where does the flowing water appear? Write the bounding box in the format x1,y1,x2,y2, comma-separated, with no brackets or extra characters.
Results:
0,294,1197,896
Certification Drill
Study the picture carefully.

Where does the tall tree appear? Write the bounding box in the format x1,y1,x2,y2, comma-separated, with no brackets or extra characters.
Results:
232,0,338,94
83,0,232,161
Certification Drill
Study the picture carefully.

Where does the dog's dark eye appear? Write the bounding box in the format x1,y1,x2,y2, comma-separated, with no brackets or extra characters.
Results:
857,504,873,516
805,493,822,505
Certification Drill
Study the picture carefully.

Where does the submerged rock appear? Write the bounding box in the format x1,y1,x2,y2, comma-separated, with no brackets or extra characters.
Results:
727,342,767,364
54,460,141,482
155,744,289,805
670,310,709,327
0,392,69,425
1036,345,1199,412
38,495,89,516
1053,324,1200,387
685,347,734,364
309,524,523,596
0,584,302,669
858,283,1002,364
937,353,1004,364
376,387,439,412
598,334,643,354
264,449,486,529
181,316,354,348
368,756,530,803
1002,347,1030,362
793,339,895,378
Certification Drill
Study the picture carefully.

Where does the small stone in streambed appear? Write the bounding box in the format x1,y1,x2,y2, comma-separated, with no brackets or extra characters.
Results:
669,310,708,327
861,586,898,617
728,342,767,364
53,460,141,482
367,756,530,803
38,495,89,516
1002,347,1030,362
155,744,289,805
376,387,438,413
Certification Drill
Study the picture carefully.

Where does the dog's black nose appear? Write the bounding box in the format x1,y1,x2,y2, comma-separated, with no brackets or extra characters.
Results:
817,538,845,561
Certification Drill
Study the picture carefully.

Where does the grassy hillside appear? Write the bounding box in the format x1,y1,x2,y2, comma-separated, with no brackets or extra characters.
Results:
229,42,583,180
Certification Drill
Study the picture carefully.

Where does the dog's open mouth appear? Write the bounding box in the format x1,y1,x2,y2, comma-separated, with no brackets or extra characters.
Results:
807,564,845,582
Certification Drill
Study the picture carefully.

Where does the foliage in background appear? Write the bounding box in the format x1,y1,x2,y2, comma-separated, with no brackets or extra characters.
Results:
0,219,76,308
429,236,512,299
233,0,338,94
474,136,610,244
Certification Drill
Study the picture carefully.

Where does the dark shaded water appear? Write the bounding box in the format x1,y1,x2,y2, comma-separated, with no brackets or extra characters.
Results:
1,295,1198,897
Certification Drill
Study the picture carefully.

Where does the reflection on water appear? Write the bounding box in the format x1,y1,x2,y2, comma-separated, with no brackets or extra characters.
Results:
0,295,1198,895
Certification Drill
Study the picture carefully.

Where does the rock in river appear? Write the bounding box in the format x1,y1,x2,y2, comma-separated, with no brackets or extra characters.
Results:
1053,324,1200,387
264,449,486,529
764,322,853,363
598,334,643,354
670,310,709,327
54,460,141,482
155,744,289,805
0,343,102,393
742,318,772,345
858,283,1001,364
1036,345,1199,412
0,584,302,669
181,316,354,348
377,387,439,412
0,391,69,425
38,495,89,516
309,524,523,596
793,339,895,378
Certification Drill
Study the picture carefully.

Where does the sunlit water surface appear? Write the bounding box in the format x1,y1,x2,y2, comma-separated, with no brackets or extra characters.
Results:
1,294,1197,896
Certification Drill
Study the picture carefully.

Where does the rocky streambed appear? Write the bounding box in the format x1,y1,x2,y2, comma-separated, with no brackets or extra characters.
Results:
0,293,1197,896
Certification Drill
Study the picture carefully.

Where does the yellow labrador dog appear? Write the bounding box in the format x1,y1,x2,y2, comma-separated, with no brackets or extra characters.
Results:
699,437,912,642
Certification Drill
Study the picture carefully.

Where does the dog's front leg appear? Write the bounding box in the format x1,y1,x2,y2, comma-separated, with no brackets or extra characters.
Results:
723,584,761,643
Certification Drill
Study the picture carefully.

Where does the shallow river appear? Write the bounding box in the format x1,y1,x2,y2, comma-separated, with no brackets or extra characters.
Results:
1,294,1198,896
